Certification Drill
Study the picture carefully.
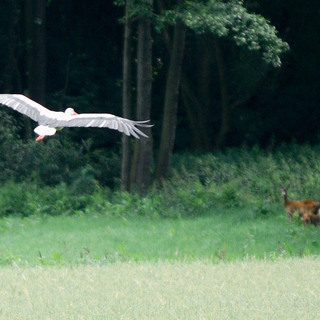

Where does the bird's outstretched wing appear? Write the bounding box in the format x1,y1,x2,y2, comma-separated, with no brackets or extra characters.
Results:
0,94,152,138
55,114,151,138
0,94,52,122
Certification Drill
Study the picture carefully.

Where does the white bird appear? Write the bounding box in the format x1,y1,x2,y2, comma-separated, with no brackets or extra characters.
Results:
0,94,151,141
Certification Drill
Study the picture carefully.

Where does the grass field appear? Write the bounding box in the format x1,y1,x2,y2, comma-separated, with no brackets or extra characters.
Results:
1,206,320,266
1,258,320,319
1,207,320,319
2,146,320,319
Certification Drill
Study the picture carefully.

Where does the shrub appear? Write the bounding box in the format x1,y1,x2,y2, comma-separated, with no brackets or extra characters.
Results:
0,144,320,218
168,144,320,214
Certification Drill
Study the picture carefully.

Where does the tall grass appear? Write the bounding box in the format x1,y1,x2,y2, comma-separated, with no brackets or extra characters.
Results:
1,258,320,319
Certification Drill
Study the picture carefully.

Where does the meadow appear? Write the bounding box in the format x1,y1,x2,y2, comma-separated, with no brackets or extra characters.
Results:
1,145,320,319
0,207,320,266
1,258,320,319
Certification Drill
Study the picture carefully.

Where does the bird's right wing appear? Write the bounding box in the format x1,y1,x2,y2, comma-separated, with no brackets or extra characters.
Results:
0,94,50,122
56,113,152,139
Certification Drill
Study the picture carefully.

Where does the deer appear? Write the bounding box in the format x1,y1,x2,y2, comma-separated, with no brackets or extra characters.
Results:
280,184,320,225
300,211,320,226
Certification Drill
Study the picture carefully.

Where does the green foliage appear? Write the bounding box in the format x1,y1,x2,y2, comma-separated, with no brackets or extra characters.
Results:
117,0,288,67
177,0,289,66
1,144,320,221
0,110,122,188
158,144,320,218
0,112,83,185
115,0,153,20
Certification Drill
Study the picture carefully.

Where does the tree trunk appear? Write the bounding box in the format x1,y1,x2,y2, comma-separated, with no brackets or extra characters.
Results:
121,0,133,191
154,18,186,181
214,37,230,150
24,0,46,139
25,0,47,105
2,0,22,93
130,15,153,194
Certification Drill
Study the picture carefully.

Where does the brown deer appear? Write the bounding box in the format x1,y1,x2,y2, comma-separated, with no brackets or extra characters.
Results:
301,211,320,226
280,184,320,224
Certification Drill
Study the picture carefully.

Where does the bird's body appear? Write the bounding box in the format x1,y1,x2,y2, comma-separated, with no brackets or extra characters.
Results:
0,94,151,140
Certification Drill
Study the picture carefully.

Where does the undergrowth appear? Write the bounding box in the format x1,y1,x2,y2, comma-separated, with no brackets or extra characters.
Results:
0,144,320,218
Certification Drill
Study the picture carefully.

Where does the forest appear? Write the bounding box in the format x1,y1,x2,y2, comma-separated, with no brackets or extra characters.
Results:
0,0,319,192
2,3,320,318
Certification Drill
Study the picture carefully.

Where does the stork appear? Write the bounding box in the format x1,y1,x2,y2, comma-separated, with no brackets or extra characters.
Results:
0,94,151,141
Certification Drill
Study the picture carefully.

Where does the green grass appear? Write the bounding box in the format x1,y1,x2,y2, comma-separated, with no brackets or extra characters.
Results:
0,206,320,266
1,258,320,319
2,145,320,318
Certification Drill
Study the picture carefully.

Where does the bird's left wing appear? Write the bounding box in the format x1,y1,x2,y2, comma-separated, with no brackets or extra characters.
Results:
54,113,152,138
0,94,50,122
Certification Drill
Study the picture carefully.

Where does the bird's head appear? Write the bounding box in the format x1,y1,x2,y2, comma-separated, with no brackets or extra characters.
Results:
64,107,78,116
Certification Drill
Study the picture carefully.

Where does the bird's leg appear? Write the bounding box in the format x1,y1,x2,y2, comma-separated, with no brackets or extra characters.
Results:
36,135,46,142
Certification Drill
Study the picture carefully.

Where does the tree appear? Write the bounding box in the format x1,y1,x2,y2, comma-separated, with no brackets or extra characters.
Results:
153,0,288,178
178,1,289,150
121,0,134,191
117,0,288,186
24,0,47,138
154,14,186,181
1,0,22,93
117,0,154,193
130,11,153,193
25,0,47,104
180,1,289,67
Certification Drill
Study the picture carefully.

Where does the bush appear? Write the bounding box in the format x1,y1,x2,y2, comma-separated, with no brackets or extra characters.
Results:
0,112,121,188
0,144,320,218
167,144,320,215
